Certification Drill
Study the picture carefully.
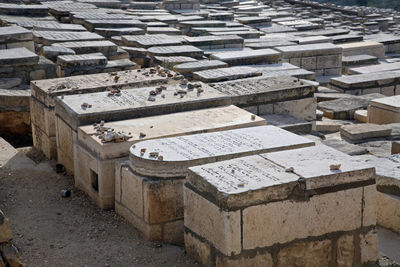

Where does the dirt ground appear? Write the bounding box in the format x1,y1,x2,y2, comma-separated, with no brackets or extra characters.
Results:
0,161,198,267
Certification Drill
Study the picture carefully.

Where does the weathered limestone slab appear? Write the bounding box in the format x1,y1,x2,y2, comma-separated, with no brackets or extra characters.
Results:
94,27,145,38
55,82,230,172
354,154,400,233
57,53,107,68
245,40,295,49
296,35,332,45
56,82,229,130
122,34,184,48
193,66,261,82
338,41,385,59
179,20,226,34
77,105,265,209
185,144,376,266
153,56,197,66
119,125,314,243
330,71,400,96
52,40,117,56
184,35,243,50
276,43,342,76
33,31,104,46
0,47,39,67
340,123,392,142
0,3,48,16
261,114,312,134
18,21,86,32
71,13,137,24
147,45,204,59
368,95,400,124
173,60,228,75
348,62,400,75
364,33,400,53
41,46,76,62
0,26,33,51
210,76,315,117
210,49,281,66
342,54,378,74
355,109,368,123
318,93,385,120
83,19,147,32
31,68,181,159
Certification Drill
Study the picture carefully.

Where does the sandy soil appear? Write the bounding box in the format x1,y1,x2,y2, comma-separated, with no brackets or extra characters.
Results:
0,162,198,267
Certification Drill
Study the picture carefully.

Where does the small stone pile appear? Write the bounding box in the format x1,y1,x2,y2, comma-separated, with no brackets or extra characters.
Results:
92,120,132,143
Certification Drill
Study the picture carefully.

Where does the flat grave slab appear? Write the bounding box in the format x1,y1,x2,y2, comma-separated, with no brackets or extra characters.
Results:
147,45,204,59
52,40,117,55
340,123,392,142
369,95,400,124
94,27,145,38
18,22,86,32
0,26,32,43
184,35,243,49
210,48,281,66
338,41,385,59
330,71,400,96
76,105,265,209
193,66,262,82
185,144,376,265
318,93,385,120
83,19,147,32
173,60,228,75
55,82,230,130
56,53,107,68
121,34,184,48
33,31,104,45
0,47,39,67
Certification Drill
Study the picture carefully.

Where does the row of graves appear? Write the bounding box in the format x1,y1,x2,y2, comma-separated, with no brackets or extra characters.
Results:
1,0,400,265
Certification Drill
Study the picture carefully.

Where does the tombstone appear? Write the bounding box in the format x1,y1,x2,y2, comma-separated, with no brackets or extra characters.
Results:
193,66,262,82
318,93,385,120
210,76,316,122
173,60,228,76
348,61,400,76
30,68,181,159
368,95,400,124
41,46,76,62
0,26,34,51
76,105,266,209
94,27,146,38
117,125,315,243
365,34,400,54
184,35,244,50
54,82,230,173
83,19,147,32
146,27,181,35
21,22,87,32
147,45,204,59
210,49,281,66
51,40,117,57
338,41,385,59
340,123,392,142
33,31,104,46
185,145,377,266
121,34,184,48
275,43,342,76
0,3,48,17
342,55,378,74
330,71,400,96
354,154,400,234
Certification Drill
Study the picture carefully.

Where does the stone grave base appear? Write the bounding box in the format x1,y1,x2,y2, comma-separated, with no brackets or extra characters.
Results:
377,192,400,234
56,116,75,174
184,185,378,267
115,162,184,244
31,97,57,159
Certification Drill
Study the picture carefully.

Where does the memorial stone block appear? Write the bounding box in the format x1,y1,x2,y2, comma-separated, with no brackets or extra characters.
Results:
76,105,265,209
121,34,184,48
55,83,230,172
338,41,385,59
193,66,262,82
33,31,104,46
210,49,281,66
30,68,181,159
118,125,314,243
185,145,377,266
368,95,400,124
147,45,204,59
